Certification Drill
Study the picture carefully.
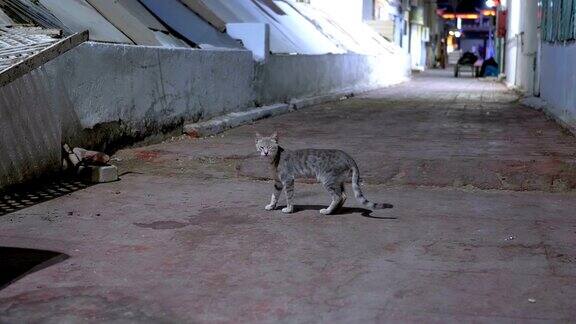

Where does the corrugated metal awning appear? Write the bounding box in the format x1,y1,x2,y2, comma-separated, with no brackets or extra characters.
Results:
38,0,133,44
85,0,162,46
180,0,227,32
287,1,398,55
139,0,243,49
0,0,69,32
2,0,189,48
116,0,167,32
198,0,343,54
0,8,13,25
108,0,190,48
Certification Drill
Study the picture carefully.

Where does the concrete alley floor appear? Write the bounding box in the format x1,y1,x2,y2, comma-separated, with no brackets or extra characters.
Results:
2,70,576,323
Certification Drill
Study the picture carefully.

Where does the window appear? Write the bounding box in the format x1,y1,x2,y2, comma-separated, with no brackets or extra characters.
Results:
541,0,576,42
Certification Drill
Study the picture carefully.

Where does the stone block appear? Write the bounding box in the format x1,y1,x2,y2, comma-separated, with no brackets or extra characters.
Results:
78,165,118,183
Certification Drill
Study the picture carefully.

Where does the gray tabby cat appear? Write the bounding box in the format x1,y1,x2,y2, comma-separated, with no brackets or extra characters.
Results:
256,132,392,215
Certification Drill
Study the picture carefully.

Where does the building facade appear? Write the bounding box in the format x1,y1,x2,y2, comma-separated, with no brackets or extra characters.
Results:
501,0,576,132
364,0,441,70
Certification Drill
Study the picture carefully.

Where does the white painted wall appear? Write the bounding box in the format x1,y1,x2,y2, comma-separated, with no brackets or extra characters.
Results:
410,24,424,70
505,0,539,94
539,43,576,130
257,52,410,104
520,0,539,95
504,0,520,87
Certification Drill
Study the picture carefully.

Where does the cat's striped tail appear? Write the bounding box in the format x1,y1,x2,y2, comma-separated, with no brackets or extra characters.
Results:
350,162,392,210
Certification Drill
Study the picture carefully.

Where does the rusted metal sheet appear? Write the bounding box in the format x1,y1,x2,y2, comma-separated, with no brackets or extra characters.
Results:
0,28,88,87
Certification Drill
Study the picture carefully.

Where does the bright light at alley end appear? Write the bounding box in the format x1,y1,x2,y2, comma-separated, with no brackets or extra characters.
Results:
485,0,498,7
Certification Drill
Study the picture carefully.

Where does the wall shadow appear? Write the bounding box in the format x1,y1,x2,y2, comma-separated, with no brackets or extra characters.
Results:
0,247,69,291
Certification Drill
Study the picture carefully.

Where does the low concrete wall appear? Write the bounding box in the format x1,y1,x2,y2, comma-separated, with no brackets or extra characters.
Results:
0,42,256,189
49,42,256,150
0,69,61,188
0,42,409,189
256,52,410,105
540,43,576,130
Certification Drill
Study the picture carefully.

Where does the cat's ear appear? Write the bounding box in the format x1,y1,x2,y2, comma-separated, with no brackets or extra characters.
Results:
255,132,262,141
271,131,278,142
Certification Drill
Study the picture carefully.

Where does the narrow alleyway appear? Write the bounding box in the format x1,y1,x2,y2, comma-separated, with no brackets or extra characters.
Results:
2,70,576,323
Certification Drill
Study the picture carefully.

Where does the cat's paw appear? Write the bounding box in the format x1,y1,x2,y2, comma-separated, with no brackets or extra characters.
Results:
265,204,276,211
281,206,294,214
319,208,332,215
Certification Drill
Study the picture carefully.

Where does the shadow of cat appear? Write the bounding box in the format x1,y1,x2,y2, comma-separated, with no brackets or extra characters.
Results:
282,204,397,220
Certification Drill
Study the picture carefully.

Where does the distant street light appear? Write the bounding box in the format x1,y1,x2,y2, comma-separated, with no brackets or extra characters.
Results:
486,0,498,7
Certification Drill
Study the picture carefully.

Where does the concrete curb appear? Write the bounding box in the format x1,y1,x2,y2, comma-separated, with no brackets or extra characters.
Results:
520,96,547,111
183,91,356,138
289,91,353,110
184,103,291,138
183,82,405,138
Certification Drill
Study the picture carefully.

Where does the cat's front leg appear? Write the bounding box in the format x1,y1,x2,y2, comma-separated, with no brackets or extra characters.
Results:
282,179,295,213
265,181,283,210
